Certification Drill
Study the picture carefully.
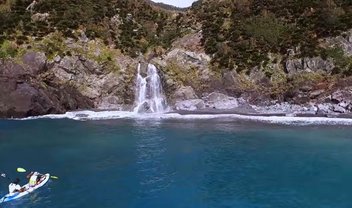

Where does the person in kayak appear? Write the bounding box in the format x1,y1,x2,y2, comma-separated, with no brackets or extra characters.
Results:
8,178,24,193
27,172,41,187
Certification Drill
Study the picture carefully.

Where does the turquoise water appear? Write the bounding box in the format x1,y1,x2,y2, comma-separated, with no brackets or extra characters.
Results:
1,119,352,207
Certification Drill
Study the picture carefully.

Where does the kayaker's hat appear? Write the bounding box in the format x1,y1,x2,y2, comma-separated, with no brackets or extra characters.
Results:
14,178,20,184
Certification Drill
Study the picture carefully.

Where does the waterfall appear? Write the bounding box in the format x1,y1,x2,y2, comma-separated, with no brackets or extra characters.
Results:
133,63,168,113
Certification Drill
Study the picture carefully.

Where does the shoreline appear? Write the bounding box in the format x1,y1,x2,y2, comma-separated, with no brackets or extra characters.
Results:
170,109,352,119
7,109,352,126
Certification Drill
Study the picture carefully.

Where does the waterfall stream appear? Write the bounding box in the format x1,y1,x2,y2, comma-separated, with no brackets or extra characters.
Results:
133,63,168,113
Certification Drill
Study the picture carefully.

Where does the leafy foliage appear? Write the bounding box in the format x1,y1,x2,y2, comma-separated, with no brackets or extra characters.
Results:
0,0,186,57
323,47,352,76
195,0,352,72
0,40,18,59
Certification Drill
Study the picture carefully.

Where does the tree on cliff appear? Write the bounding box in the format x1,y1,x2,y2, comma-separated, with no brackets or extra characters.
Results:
195,0,352,72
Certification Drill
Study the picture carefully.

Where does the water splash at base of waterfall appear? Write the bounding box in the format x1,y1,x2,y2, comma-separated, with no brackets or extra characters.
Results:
133,63,168,113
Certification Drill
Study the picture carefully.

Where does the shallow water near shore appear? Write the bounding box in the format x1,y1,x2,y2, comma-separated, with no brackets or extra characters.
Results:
1,118,352,208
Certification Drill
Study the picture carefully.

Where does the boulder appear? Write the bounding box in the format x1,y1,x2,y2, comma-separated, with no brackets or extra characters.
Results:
31,13,50,22
310,89,325,99
173,86,198,101
175,99,205,111
22,52,47,74
316,103,333,115
166,48,211,66
331,88,352,104
206,92,230,102
333,105,346,113
205,92,239,110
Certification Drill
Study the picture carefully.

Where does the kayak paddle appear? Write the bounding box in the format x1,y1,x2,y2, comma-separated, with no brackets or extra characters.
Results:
16,168,26,173
16,167,59,179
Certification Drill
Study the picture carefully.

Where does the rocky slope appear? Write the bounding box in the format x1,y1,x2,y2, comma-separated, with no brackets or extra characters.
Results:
154,29,352,116
1,0,352,118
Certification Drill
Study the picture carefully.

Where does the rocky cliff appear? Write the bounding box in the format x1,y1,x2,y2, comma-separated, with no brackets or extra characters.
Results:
1,0,352,118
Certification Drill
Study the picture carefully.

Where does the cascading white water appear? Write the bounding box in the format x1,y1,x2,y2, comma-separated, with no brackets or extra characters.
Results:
133,63,168,113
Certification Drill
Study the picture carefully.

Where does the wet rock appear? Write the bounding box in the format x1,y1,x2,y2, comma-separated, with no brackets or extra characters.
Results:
134,101,151,113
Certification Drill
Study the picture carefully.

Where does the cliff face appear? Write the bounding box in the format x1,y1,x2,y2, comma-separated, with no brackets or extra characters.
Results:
0,52,93,117
1,0,352,118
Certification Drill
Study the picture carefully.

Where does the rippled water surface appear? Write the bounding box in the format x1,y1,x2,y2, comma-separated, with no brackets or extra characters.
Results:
1,119,352,208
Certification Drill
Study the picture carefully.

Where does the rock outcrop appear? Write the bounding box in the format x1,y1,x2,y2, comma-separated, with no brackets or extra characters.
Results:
174,91,249,112
0,53,93,118
48,53,137,110
172,86,198,101
0,50,140,118
203,92,240,110
326,29,352,56
175,99,205,111
285,57,335,75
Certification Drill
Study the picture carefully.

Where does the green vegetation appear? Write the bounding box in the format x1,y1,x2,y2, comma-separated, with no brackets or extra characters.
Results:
0,0,188,57
196,0,352,72
32,32,66,60
322,47,352,76
0,40,18,59
1,0,351,82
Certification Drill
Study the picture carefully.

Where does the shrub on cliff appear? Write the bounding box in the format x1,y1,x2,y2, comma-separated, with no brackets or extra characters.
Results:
0,40,18,59
196,0,352,72
0,0,183,57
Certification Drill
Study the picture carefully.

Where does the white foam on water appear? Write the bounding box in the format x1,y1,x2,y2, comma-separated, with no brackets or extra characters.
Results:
18,110,352,125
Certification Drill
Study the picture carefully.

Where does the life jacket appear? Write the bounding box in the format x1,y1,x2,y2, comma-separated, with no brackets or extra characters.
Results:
29,175,38,186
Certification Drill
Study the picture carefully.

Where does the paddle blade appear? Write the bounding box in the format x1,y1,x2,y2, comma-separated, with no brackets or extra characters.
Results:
50,176,59,179
17,168,26,173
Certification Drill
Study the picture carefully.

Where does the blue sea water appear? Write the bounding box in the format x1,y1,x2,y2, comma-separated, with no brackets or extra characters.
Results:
1,118,352,208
